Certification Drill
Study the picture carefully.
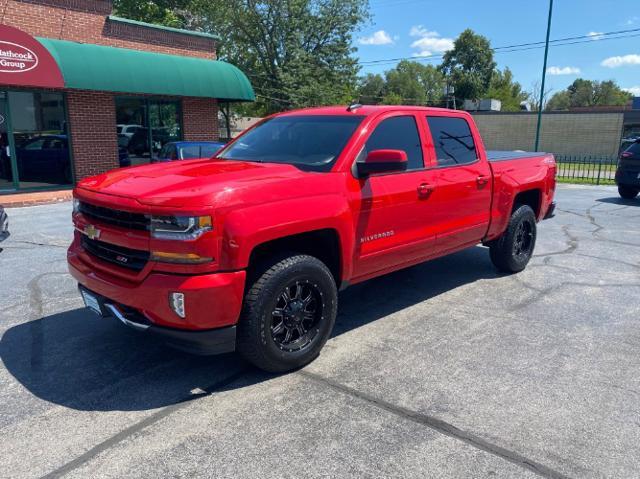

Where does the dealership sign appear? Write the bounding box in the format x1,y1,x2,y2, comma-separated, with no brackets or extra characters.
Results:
0,41,38,72
0,25,63,88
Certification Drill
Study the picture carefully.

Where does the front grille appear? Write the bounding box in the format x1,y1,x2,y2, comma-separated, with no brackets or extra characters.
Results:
81,236,149,272
79,202,149,231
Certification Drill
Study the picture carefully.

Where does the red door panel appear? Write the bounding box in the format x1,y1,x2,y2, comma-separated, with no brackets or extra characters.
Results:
433,162,492,252
422,114,492,253
347,113,440,280
350,170,439,278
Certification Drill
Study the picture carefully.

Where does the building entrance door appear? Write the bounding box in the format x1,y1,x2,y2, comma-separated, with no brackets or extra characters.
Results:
0,92,14,191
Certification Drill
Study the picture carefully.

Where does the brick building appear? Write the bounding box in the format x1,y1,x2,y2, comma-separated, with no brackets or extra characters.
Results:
0,0,254,194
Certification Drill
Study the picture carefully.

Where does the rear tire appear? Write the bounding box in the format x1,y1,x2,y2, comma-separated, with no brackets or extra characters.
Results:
237,254,338,373
618,185,639,200
489,204,537,273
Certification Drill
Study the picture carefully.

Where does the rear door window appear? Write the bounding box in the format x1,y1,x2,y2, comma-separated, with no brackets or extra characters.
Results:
426,117,478,167
626,142,640,155
180,145,201,159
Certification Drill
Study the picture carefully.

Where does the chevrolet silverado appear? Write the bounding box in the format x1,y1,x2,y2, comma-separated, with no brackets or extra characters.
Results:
68,105,556,372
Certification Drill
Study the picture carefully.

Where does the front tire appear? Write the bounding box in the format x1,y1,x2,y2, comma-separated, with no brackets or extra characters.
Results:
618,185,639,200
237,254,338,373
489,204,537,273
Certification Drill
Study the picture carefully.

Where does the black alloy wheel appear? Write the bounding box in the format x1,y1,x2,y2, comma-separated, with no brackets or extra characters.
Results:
271,280,323,352
512,219,534,260
489,204,537,273
237,254,338,373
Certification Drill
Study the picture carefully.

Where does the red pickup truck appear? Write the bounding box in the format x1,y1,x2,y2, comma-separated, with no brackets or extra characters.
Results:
68,105,556,372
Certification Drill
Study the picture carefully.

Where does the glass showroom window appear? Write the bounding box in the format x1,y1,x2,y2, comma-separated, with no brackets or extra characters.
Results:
4,91,72,189
116,97,182,166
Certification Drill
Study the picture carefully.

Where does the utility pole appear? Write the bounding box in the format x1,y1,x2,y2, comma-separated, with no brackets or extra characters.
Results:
534,0,553,151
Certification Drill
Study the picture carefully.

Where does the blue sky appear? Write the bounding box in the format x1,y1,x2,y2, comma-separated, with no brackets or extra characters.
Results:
355,0,640,97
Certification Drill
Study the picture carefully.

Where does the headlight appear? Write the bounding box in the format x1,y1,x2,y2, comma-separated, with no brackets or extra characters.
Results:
150,215,212,240
72,198,80,214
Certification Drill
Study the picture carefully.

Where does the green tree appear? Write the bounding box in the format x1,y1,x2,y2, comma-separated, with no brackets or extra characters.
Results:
357,73,385,104
486,67,528,111
357,61,445,105
545,90,571,111
113,0,194,27
191,0,369,115
381,91,404,105
383,61,444,105
546,78,632,110
440,29,496,102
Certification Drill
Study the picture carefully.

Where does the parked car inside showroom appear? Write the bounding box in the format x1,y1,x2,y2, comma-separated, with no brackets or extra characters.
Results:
15,135,131,182
116,124,143,139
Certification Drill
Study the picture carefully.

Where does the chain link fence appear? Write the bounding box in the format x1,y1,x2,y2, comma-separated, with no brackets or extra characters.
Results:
555,155,618,185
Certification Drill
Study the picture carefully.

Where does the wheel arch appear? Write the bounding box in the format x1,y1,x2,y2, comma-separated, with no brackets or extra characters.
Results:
513,189,542,218
247,228,344,287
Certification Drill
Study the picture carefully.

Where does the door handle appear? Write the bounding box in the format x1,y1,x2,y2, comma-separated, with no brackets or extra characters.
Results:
476,175,490,188
417,183,434,198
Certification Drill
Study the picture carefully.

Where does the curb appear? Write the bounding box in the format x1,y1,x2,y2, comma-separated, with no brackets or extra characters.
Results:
1,190,73,208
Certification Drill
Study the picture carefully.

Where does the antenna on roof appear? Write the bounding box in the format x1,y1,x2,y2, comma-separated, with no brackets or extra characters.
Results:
347,103,363,112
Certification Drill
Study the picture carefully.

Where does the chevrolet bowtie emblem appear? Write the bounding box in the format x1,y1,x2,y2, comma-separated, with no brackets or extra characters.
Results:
84,224,101,240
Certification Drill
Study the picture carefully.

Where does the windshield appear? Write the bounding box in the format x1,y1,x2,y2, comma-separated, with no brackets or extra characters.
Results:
218,115,364,171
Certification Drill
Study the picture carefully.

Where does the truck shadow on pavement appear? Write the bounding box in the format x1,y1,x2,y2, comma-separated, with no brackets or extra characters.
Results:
596,197,640,206
0,246,497,412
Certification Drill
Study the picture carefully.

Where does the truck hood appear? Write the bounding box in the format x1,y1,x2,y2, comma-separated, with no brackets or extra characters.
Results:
77,159,318,208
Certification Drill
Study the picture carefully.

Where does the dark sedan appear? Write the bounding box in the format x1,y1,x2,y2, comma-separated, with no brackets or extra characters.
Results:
0,206,8,242
616,139,640,199
16,135,72,184
14,135,130,183
152,141,226,163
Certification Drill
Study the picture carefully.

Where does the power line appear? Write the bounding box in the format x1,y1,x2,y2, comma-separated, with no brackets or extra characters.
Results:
358,26,640,66
245,25,640,108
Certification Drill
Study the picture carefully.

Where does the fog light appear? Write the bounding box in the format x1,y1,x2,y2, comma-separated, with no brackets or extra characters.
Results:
169,292,185,318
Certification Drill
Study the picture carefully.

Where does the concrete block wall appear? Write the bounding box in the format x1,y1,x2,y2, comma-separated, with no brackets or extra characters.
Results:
472,112,624,157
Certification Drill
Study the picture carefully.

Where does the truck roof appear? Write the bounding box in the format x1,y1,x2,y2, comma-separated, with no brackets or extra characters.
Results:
277,105,458,117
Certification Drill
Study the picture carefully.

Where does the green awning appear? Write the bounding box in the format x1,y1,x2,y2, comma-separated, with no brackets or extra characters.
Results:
36,37,255,101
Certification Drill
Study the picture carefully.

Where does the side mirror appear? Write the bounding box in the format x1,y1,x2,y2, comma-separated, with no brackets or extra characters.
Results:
356,149,408,177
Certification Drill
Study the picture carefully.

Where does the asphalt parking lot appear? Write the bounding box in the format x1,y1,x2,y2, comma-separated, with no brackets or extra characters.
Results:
1,184,639,479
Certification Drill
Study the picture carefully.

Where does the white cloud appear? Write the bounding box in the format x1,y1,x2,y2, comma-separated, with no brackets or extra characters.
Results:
410,25,439,38
546,66,581,75
626,16,639,26
409,25,454,58
601,54,640,68
359,30,394,46
623,86,640,96
587,31,604,40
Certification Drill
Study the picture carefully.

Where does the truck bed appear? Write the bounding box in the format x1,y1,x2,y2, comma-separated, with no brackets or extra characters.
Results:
487,150,547,162
484,150,556,240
